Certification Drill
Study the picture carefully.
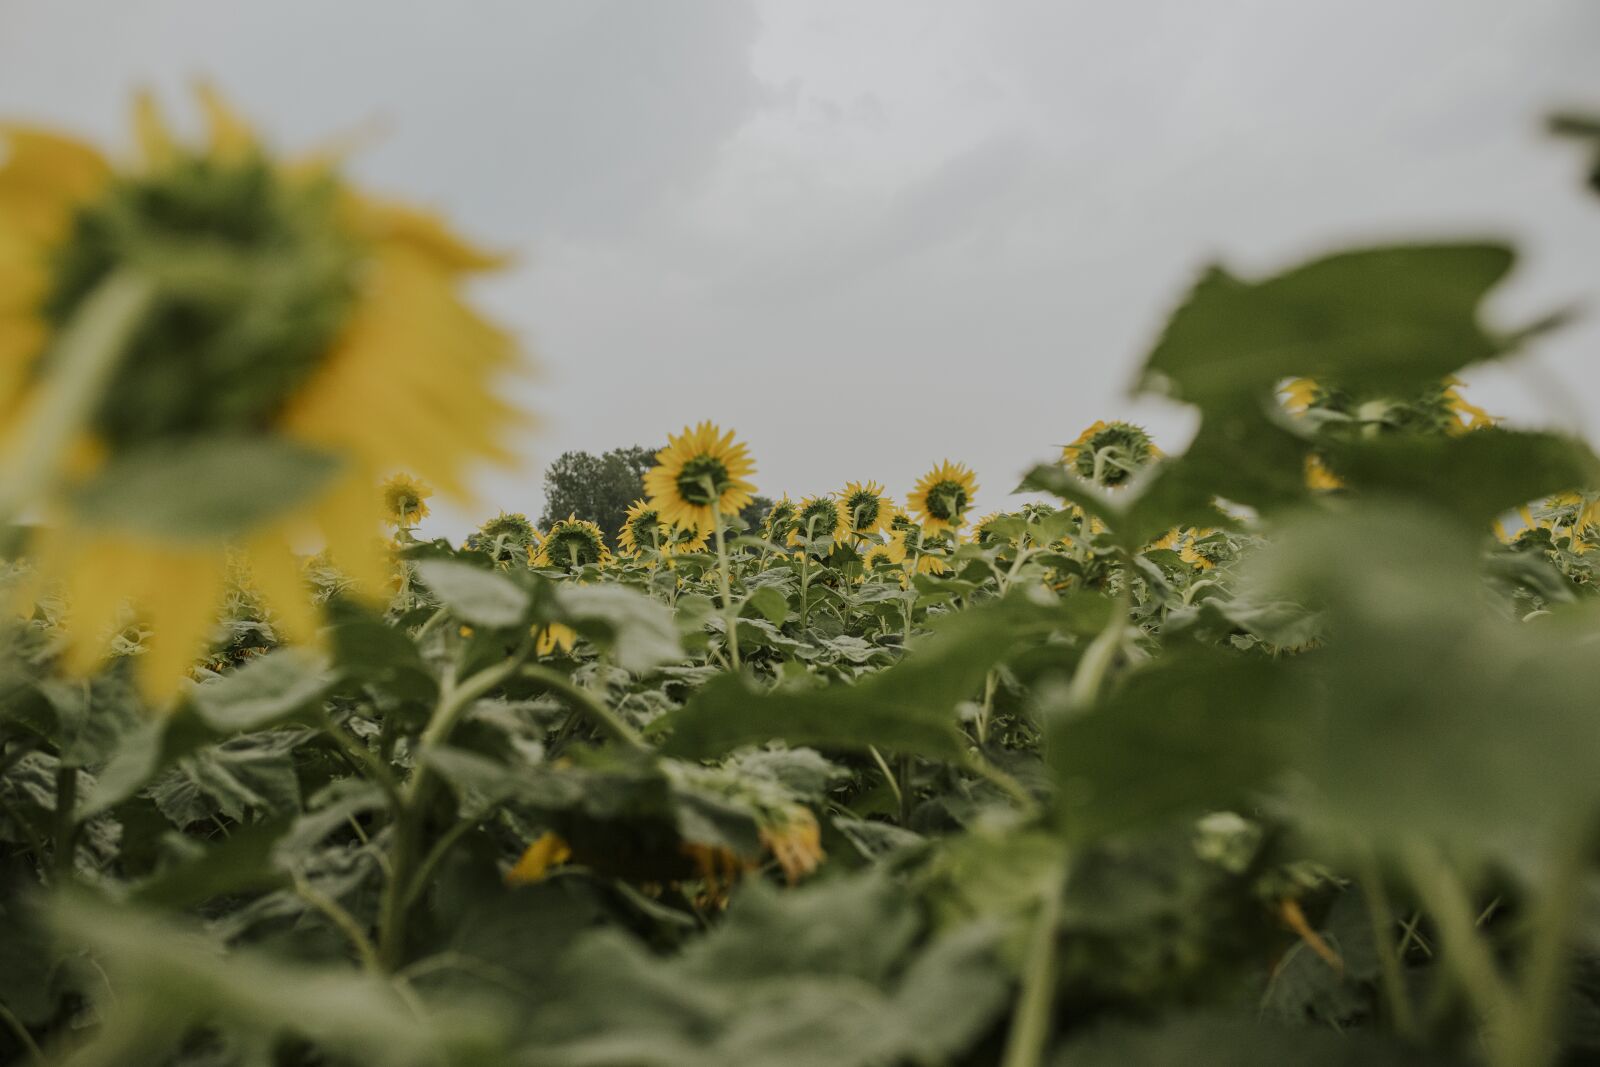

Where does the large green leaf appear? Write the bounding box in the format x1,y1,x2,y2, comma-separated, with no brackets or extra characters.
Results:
48,893,500,1065
415,558,533,629
1050,648,1293,842
1321,428,1600,524
1140,243,1519,408
658,594,1078,760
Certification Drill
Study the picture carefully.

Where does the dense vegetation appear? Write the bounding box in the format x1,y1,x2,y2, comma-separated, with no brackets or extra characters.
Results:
3,97,1600,1067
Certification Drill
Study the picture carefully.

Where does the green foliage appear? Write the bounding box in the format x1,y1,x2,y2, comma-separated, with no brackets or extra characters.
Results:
538,445,660,545
8,122,1600,1067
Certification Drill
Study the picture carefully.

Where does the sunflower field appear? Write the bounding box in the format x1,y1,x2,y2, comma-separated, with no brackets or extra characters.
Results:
4,92,1600,1067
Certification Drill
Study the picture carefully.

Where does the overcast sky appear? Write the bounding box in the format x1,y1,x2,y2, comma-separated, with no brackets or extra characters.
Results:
3,1,1598,537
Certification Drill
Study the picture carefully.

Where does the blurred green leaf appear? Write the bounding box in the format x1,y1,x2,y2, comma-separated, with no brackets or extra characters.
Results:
1140,243,1520,407
550,583,681,672
1321,428,1600,524
190,647,332,733
415,559,533,629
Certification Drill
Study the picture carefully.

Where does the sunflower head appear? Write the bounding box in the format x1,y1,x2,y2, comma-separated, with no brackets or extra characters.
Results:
787,495,844,548
642,422,756,533
761,496,799,544
1061,421,1161,488
381,473,432,527
836,480,889,537
617,499,664,556
467,512,538,565
1179,529,1233,571
533,514,611,572
0,88,527,700
971,512,1010,548
908,461,978,533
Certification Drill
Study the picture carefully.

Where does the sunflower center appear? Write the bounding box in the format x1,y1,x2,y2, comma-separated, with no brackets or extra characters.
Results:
38,153,360,450
923,480,968,521
675,455,732,506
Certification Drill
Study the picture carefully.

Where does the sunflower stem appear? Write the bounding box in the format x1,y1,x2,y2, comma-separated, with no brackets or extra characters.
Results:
1000,861,1068,1067
0,270,156,528
708,495,740,671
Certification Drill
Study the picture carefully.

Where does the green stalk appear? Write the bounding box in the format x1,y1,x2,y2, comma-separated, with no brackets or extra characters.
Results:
1501,827,1589,1067
708,493,740,670
0,271,155,527
378,642,533,970
53,764,79,880
1065,588,1130,713
522,663,648,750
1000,862,1068,1067
1355,847,1417,1041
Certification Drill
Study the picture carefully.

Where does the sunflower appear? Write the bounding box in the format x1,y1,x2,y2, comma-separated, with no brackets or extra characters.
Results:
617,498,706,557
380,472,432,528
788,495,845,548
642,422,756,533
1179,528,1232,571
836,480,890,538
466,511,539,566
908,461,978,533
1061,421,1162,488
1280,378,1320,415
0,89,527,701
533,514,610,571
1441,377,1495,435
760,495,798,545
534,622,577,657
1305,454,1344,492
971,512,1010,548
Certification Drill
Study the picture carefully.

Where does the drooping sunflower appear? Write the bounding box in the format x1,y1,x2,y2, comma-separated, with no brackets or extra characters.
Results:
642,422,756,533
908,461,978,533
617,498,706,557
836,480,890,538
1061,421,1162,488
380,473,432,528
787,495,845,548
761,495,799,545
971,512,1010,548
465,511,539,566
532,514,611,572
0,88,528,700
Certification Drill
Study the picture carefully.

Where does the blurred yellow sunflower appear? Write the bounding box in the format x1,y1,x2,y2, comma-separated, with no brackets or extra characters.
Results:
1305,453,1344,492
908,460,978,533
532,514,611,571
380,472,432,528
642,422,756,533
836,480,890,538
1061,421,1162,488
0,88,528,700
534,622,578,658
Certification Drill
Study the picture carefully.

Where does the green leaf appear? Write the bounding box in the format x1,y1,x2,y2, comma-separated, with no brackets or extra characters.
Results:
1321,428,1600,524
550,583,682,672
1051,648,1292,842
1140,243,1520,408
190,647,332,733
1061,1013,1450,1066
66,437,341,540
48,893,501,1065
658,594,1071,760
740,585,790,626
414,558,532,629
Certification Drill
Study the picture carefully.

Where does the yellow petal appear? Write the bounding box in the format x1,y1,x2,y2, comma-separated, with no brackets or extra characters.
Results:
132,89,178,168
194,81,257,161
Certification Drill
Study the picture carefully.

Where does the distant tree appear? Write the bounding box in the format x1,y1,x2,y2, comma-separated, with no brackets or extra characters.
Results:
738,495,774,532
538,445,659,546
